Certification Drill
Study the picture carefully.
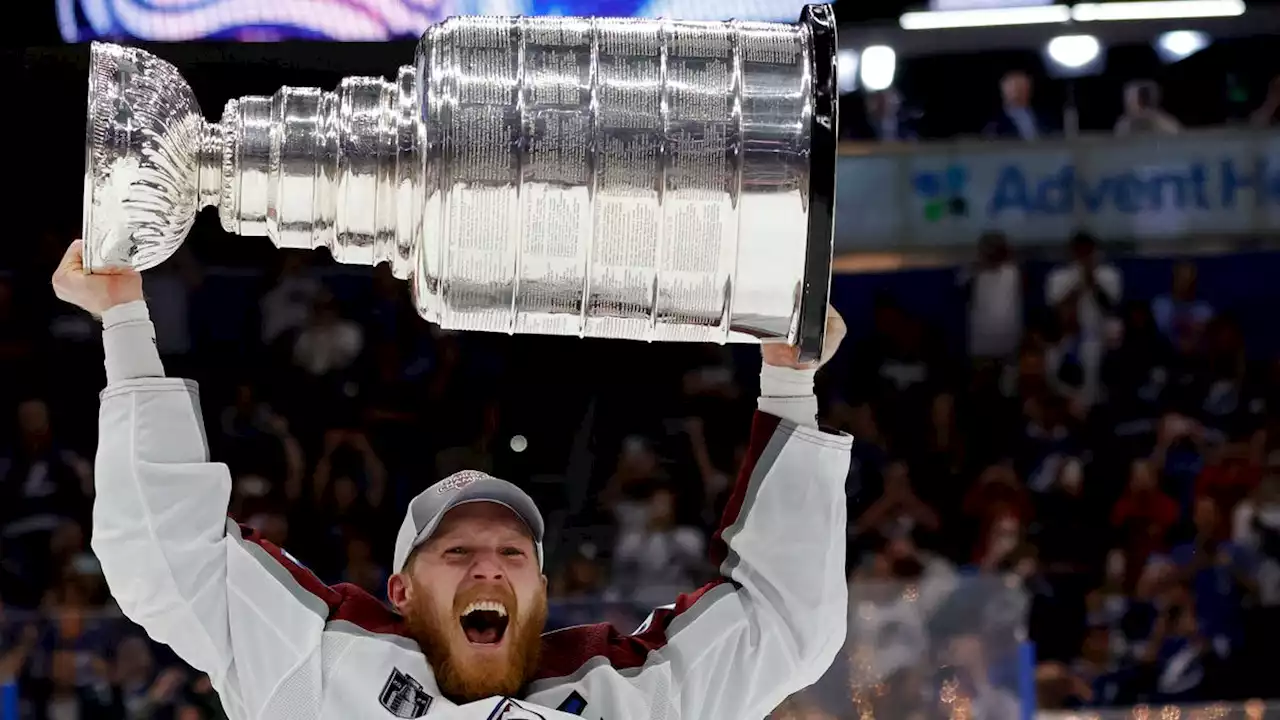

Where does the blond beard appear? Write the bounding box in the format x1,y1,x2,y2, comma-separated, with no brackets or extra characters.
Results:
403,580,547,704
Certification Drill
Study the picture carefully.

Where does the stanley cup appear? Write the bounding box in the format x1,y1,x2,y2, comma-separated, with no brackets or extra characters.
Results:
83,5,838,359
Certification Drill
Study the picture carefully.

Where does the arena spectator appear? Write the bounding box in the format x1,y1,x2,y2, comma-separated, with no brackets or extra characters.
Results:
1152,261,1215,354
545,542,609,630
963,463,1033,544
217,382,305,502
985,70,1056,140
0,399,93,608
1249,75,1280,127
940,634,1020,720
959,231,1023,364
1111,459,1181,578
854,459,941,547
1169,497,1256,659
1196,429,1264,518
1114,80,1182,135
849,88,921,142
1102,301,1174,446
849,297,948,460
260,253,322,348
1045,232,1123,344
292,290,364,379
141,249,200,366
339,534,388,599
1137,582,1221,702
33,648,121,719
599,435,668,536
1044,295,1105,412
1033,456,1103,576
1231,466,1280,606
609,485,709,608
1195,315,1262,439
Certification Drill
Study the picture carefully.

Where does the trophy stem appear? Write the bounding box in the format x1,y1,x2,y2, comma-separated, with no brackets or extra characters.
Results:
196,121,225,212
207,67,421,279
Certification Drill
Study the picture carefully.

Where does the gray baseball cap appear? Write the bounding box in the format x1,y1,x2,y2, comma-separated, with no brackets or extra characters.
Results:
392,470,545,572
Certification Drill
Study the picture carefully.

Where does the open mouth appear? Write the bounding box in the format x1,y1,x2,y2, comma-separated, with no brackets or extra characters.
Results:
459,600,509,646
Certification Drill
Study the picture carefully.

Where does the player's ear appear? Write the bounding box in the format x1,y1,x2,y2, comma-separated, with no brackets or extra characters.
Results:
387,572,410,613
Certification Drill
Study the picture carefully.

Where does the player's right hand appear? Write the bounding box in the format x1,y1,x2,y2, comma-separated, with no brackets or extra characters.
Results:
52,240,144,316
761,306,846,370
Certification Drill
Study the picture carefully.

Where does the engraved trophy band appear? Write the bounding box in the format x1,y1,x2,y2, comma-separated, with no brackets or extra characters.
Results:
83,5,838,360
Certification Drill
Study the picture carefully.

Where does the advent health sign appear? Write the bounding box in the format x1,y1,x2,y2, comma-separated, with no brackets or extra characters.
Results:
835,130,1280,251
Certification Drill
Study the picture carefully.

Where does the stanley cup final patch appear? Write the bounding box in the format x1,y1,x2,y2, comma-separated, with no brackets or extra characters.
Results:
379,668,433,718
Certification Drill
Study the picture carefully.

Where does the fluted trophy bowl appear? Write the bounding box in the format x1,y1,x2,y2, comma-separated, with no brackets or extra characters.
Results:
83,5,838,360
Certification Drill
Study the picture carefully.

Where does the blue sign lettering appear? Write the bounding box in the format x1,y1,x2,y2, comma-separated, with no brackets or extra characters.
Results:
1220,158,1280,207
978,158,1276,218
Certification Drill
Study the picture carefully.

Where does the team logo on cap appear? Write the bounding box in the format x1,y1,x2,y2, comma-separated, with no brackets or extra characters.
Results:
437,470,485,495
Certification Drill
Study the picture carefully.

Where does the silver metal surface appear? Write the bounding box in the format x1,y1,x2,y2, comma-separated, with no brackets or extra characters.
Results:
83,7,837,351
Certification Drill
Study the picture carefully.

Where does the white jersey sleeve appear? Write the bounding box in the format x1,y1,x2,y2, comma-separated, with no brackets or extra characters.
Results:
92,302,333,720
532,410,852,720
651,411,851,719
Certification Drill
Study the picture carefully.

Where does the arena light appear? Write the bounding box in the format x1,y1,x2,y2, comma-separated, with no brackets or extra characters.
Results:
1046,34,1102,70
900,5,1070,29
859,46,897,92
1072,0,1244,21
837,49,860,94
931,0,1056,10
1155,29,1211,61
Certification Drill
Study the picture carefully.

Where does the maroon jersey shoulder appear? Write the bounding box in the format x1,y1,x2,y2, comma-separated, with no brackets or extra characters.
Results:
236,524,412,639
330,582,412,637
533,580,727,681
535,622,651,680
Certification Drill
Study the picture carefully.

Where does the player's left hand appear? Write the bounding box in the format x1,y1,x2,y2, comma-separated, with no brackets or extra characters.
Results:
761,307,845,370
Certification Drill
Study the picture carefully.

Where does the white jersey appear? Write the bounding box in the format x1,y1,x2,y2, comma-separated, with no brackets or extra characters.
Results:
92,347,850,720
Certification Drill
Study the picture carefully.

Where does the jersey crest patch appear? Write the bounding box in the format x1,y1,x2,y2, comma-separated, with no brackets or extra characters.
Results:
379,668,433,718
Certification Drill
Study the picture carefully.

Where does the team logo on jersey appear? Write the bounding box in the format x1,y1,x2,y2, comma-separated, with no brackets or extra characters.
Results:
378,668,432,718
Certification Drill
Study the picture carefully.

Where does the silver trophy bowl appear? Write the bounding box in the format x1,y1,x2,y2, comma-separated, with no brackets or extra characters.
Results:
83,5,838,360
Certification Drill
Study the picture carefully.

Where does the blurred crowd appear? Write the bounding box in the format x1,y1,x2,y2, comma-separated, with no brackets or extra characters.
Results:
2,224,1280,719
844,69,1280,141
827,229,1280,716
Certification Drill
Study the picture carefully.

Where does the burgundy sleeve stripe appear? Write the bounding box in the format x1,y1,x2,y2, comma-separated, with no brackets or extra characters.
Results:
635,411,786,645
228,521,342,615
530,411,792,683
709,411,782,567
327,584,413,637
230,524,434,640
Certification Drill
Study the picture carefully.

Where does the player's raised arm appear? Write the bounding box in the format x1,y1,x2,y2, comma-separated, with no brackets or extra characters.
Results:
629,309,852,720
54,240,336,720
